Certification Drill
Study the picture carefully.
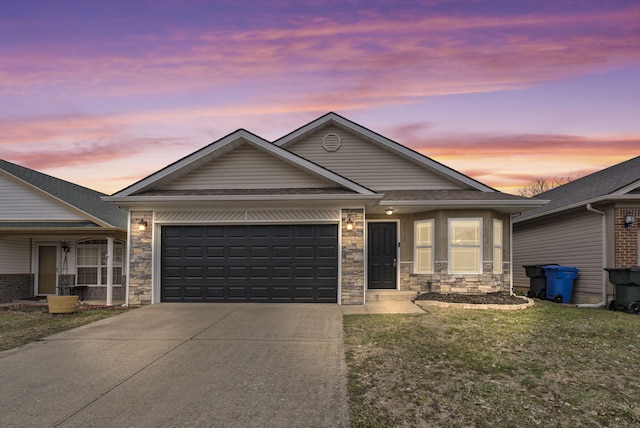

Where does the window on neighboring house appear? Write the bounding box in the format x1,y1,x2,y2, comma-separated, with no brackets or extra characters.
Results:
414,219,434,273
76,239,124,286
449,218,482,274
493,219,503,274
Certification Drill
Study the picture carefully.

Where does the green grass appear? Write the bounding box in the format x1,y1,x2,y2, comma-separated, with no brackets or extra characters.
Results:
0,305,128,352
344,301,640,427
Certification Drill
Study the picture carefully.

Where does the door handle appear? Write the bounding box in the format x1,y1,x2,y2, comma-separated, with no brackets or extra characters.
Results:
392,258,397,268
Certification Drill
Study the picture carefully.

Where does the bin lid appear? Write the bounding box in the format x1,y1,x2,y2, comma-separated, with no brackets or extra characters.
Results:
543,265,579,272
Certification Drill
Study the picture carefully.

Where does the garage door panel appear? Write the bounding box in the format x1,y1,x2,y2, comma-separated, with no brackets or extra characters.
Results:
161,225,338,303
273,246,293,259
317,266,338,279
228,246,248,259
207,246,225,259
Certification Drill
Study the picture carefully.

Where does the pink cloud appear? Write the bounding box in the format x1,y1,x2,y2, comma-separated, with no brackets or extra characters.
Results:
2,6,639,105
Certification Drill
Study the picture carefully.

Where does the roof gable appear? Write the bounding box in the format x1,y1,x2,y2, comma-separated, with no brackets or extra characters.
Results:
0,160,127,229
275,112,495,192
518,155,640,221
113,129,376,198
160,142,337,191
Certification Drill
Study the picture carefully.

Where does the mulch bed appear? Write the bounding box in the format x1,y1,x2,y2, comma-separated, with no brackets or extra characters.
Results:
414,292,528,305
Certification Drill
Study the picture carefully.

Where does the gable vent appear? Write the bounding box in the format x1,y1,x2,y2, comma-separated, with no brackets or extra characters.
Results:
322,133,342,152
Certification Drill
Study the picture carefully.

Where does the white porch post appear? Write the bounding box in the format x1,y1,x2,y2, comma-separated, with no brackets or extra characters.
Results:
106,237,114,306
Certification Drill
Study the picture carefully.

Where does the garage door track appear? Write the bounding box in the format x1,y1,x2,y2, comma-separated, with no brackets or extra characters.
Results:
0,304,349,427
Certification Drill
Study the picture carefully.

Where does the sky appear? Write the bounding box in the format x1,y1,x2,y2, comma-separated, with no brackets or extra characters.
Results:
1,0,639,195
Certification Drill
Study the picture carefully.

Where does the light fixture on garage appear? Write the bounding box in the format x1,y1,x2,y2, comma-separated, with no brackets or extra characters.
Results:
345,217,354,231
625,212,635,228
137,219,148,231
385,208,394,216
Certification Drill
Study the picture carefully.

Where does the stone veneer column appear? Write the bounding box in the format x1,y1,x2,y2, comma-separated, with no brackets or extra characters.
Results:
128,211,153,305
341,209,365,305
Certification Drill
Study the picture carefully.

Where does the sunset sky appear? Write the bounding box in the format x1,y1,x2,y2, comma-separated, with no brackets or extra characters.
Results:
2,0,639,195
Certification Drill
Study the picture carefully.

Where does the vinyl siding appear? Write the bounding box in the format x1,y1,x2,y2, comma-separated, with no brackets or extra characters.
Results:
0,238,31,273
285,125,465,191
0,175,86,221
161,143,334,190
513,211,604,297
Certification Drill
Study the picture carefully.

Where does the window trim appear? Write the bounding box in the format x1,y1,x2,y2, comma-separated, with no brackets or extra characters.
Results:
448,218,482,274
414,219,434,274
493,219,503,274
76,239,124,286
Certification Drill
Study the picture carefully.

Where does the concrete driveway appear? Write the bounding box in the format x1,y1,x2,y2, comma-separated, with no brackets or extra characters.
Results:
0,304,349,427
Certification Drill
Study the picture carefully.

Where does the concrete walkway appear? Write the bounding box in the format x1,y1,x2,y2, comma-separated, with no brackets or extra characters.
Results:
0,304,350,427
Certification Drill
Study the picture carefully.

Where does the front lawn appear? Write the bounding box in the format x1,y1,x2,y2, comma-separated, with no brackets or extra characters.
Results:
0,304,128,352
344,301,640,427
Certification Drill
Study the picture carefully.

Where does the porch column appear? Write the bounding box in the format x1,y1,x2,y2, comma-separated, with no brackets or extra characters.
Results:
341,208,365,305
106,237,114,306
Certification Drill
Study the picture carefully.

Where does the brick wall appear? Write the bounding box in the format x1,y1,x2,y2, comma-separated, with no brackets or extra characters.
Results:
128,211,153,305
0,274,34,304
83,284,126,302
614,209,639,268
341,209,365,305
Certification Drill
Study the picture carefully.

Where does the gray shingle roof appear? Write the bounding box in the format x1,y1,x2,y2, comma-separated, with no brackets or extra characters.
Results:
519,155,640,220
0,159,127,229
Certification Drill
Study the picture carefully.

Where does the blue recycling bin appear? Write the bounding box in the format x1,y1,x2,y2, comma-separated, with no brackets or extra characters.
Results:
543,265,579,303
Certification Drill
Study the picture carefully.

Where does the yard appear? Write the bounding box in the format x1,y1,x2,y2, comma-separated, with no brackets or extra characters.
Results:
344,300,640,427
0,304,128,352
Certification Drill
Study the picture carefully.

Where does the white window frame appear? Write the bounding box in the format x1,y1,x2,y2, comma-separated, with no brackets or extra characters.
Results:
76,239,124,286
493,219,503,274
414,219,434,273
448,218,482,274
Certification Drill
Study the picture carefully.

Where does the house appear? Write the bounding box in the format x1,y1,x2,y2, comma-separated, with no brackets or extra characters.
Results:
105,112,544,305
0,160,127,304
513,155,640,305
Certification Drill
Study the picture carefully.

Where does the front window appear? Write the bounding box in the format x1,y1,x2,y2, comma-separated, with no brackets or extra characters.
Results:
449,219,482,274
414,220,434,273
76,239,124,286
493,219,503,274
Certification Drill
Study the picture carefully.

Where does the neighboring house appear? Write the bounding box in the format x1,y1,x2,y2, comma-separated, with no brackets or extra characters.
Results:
513,155,640,305
105,112,544,305
0,160,127,304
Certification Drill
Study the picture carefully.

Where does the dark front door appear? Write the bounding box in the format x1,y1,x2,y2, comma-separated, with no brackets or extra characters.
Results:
368,222,397,289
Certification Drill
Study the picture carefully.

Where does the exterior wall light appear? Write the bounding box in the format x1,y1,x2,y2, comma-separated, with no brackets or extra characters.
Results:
137,219,148,231
625,212,635,228
385,208,394,216
345,217,354,231
61,241,70,253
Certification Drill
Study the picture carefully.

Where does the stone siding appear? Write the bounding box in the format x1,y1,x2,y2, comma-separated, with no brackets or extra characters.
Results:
341,209,365,305
399,261,511,294
0,274,34,303
128,211,153,305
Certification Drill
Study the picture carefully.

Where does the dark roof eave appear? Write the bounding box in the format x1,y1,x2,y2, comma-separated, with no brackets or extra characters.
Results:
381,199,548,211
514,194,640,223
104,194,383,203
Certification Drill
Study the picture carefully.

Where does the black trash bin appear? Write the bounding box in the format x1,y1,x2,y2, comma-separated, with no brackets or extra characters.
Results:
523,265,554,299
604,267,640,314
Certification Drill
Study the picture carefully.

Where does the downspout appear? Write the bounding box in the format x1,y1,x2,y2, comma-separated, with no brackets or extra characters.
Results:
576,204,607,308
509,214,515,296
